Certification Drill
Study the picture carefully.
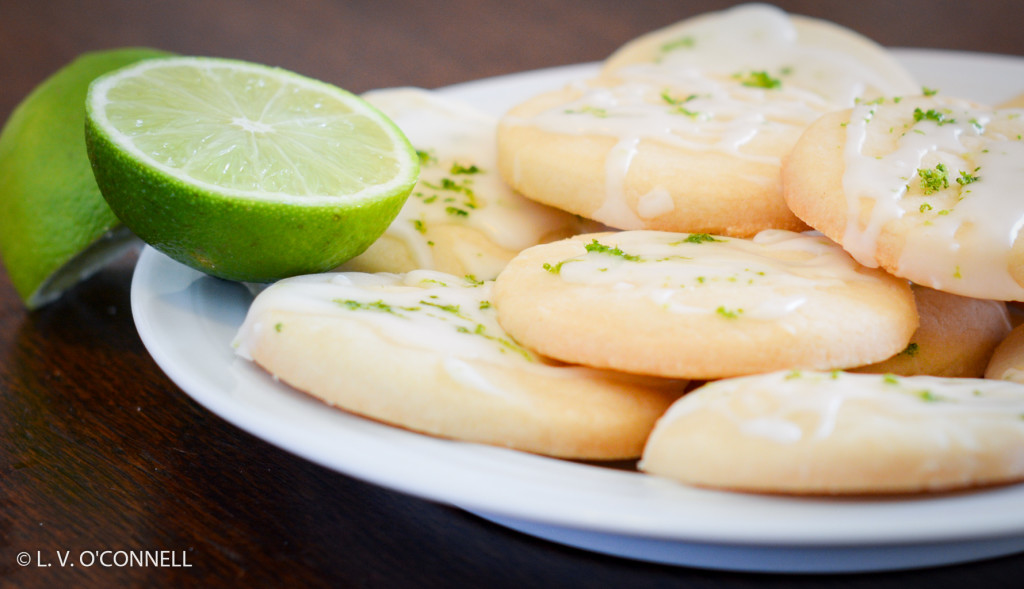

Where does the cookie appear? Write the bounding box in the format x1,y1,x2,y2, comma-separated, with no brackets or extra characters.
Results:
640,370,1024,495
233,270,684,460
496,4,918,237
783,94,1024,301
341,88,597,280
852,285,1010,377
491,229,918,380
985,322,1024,384
602,4,918,100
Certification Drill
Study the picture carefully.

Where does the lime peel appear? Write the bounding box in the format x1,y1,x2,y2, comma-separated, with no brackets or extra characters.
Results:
0,47,171,308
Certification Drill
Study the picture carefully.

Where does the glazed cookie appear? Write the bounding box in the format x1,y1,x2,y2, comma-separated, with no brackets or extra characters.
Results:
233,270,684,460
985,323,1024,384
640,370,1024,495
497,4,918,237
491,230,917,380
341,88,597,280
783,94,1024,301
602,3,918,99
852,285,1011,377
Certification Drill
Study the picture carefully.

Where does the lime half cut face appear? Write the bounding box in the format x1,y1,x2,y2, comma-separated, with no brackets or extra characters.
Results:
85,56,420,282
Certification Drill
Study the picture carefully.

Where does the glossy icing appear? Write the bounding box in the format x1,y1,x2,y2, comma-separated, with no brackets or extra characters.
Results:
658,370,1024,444
842,96,1024,300
541,230,883,325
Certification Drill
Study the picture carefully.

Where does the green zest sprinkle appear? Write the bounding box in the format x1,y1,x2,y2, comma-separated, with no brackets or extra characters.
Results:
412,219,426,233
681,233,723,244
900,342,920,357
435,178,476,199
918,390,942,402
415,167,480,219
584,239,641,261
735,70,781,89
337,299,419,314
660,90,697,105
420,300,461,315
661,90,701,117
450,163,481,175
565,105,609,118
922,87,939,96
418,279,450,287
855,96,887,106
543,260,574,274
416,149,436,166
957,168,980,186
716,306,742,319
456,323,534,362
883,373,900,385
450,163,482,175
446,206,469,217
660,36,695,52
918,163,949,194
913,107,954,126
274,322,283,333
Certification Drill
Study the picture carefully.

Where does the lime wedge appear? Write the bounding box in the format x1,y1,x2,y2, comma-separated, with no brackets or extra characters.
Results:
84,56,419,282
0,47,171,308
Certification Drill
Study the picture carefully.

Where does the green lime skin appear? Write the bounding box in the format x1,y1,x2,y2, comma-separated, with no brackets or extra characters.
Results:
85,115,417,283
0,47,171,308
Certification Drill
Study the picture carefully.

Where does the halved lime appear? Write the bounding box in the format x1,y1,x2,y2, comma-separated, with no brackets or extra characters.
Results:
0,47,171,309
84,56,419,282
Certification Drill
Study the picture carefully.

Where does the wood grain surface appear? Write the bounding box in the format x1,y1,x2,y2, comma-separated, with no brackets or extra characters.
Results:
2,1,1024,587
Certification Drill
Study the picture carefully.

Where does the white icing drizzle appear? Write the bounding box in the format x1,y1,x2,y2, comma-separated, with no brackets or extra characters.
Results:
232,269,620,400
597,136,644,228
235,270,528,362
662,370,1024,445
842,97,1024,300
547,229,875,322
359,88,584,273
636,187,675,219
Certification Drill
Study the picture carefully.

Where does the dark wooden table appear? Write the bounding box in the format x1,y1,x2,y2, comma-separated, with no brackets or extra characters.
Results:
3,1,1024,587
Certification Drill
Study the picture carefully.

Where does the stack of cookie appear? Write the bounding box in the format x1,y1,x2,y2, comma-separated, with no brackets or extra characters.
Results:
235,4,1024,496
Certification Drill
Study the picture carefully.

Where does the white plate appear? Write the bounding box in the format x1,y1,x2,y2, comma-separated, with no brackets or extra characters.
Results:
131,49,1024,574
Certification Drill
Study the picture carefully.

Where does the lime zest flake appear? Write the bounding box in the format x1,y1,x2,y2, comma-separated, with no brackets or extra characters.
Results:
584,239,641,261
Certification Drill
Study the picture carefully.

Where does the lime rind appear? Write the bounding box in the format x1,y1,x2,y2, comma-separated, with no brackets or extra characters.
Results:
0,47,171,309
86,56,420,207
